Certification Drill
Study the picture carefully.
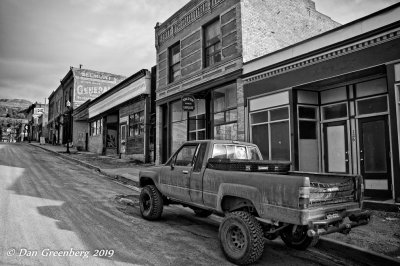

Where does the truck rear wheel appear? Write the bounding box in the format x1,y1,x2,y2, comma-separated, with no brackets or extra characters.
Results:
219,211,264,265
139,185,163,220
280,225,319,250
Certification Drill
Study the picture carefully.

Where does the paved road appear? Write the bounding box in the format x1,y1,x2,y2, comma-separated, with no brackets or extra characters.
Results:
0,143,360,266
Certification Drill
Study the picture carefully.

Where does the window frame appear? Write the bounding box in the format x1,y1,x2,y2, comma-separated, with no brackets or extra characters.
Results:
129,111,144,137
169,42,181,83
249,105,291,161
204,18,222,68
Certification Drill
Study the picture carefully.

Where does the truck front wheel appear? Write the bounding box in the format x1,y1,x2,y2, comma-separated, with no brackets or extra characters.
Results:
280,225,319,250
219,211,264,265
139,185,163,220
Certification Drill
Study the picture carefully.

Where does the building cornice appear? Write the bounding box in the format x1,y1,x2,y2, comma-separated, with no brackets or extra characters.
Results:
243,27,400,84
156,0,226,47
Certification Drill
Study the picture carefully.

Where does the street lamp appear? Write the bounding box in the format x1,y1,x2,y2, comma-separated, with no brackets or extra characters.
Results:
66,100,71,154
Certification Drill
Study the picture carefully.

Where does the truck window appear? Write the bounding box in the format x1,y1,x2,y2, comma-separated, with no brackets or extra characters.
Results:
175,145,198,166
235,146,247,159
212,144,227,159
247,146,262,160
193,143,207,172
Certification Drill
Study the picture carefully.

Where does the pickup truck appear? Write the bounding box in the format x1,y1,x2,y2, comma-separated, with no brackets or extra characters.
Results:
138,140,370,265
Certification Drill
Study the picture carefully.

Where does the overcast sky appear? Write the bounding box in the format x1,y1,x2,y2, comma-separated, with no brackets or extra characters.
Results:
0,0,399,104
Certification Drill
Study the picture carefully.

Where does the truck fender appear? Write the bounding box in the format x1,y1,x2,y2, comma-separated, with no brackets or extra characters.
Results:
139,170,159,188
216,183,261,214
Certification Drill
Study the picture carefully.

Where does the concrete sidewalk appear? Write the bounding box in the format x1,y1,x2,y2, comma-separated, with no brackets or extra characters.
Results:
30,142,145,189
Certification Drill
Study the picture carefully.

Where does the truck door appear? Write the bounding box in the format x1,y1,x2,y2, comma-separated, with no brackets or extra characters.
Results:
160,144,198,202
190,143,208,205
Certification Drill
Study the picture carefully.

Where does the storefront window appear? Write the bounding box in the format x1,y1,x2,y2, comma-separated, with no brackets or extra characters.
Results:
90,118,102,136
189,99,206,141
213,84,237,140
129,111,144,137
171,101,187,154
250,106,290,161
298,105,319,172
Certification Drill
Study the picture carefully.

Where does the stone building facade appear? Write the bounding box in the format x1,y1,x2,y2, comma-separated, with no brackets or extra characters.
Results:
154,0,339,163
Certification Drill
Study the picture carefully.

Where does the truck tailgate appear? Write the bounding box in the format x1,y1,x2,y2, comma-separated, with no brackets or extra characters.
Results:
289,172,360,206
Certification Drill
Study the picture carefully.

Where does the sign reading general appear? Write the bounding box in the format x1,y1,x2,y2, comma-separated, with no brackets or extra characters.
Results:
182,95,195,111
73,69,126,108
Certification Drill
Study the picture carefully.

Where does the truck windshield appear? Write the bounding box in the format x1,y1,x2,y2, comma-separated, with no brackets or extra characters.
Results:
212,144,263,160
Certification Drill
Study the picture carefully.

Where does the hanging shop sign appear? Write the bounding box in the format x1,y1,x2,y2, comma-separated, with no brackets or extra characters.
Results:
182,95,195,111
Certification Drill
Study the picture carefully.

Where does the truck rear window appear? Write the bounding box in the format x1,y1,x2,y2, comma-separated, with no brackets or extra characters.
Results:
212,144,262,160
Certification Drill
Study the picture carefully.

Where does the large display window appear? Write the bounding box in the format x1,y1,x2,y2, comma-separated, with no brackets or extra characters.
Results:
170,101,187,154
250,106,290,161
213,84,237,140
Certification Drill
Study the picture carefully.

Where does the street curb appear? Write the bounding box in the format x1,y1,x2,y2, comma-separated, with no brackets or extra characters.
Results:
30,143,141,192
364,201,400,213
30,143,101,171
317,238,400,266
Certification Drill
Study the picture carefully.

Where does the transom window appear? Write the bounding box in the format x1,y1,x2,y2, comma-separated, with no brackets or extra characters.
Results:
169,42,181,83
204,19,221,67
321,103,348,121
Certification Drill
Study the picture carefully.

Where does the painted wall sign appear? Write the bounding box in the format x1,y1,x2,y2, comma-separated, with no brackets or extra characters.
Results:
73,69,126,108
182,95,195,111
34,108,45,115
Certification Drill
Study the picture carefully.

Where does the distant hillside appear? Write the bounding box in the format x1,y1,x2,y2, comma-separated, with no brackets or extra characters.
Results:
0,99,32,119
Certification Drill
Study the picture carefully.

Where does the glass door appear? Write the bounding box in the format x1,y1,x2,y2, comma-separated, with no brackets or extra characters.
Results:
323,121,349,173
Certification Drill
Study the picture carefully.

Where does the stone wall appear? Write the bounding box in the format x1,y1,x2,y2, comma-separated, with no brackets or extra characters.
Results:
240,0,340,62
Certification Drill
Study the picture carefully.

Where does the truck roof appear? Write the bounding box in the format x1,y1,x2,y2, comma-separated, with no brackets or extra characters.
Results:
183,139,258,146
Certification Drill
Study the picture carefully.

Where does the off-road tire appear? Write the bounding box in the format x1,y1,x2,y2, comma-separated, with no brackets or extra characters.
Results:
193,208,213,218
139,185,163,220
280,225,319,250
219,211,264,265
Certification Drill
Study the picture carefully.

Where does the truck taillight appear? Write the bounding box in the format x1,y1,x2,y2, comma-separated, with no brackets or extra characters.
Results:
299,187,310,209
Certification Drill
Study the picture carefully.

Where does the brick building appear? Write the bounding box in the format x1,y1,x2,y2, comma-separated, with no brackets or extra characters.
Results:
25,102,48,142
48,85,64,144
154,0,339,163
48,67,125,146
242,4,400,201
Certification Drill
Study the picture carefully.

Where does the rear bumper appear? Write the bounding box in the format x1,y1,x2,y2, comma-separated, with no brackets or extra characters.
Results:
307,210,371,237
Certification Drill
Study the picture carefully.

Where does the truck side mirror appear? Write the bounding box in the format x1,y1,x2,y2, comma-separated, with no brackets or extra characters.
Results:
170,163,175,170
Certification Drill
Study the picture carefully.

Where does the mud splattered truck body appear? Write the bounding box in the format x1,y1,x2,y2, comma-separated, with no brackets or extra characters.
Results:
139,140,370,264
